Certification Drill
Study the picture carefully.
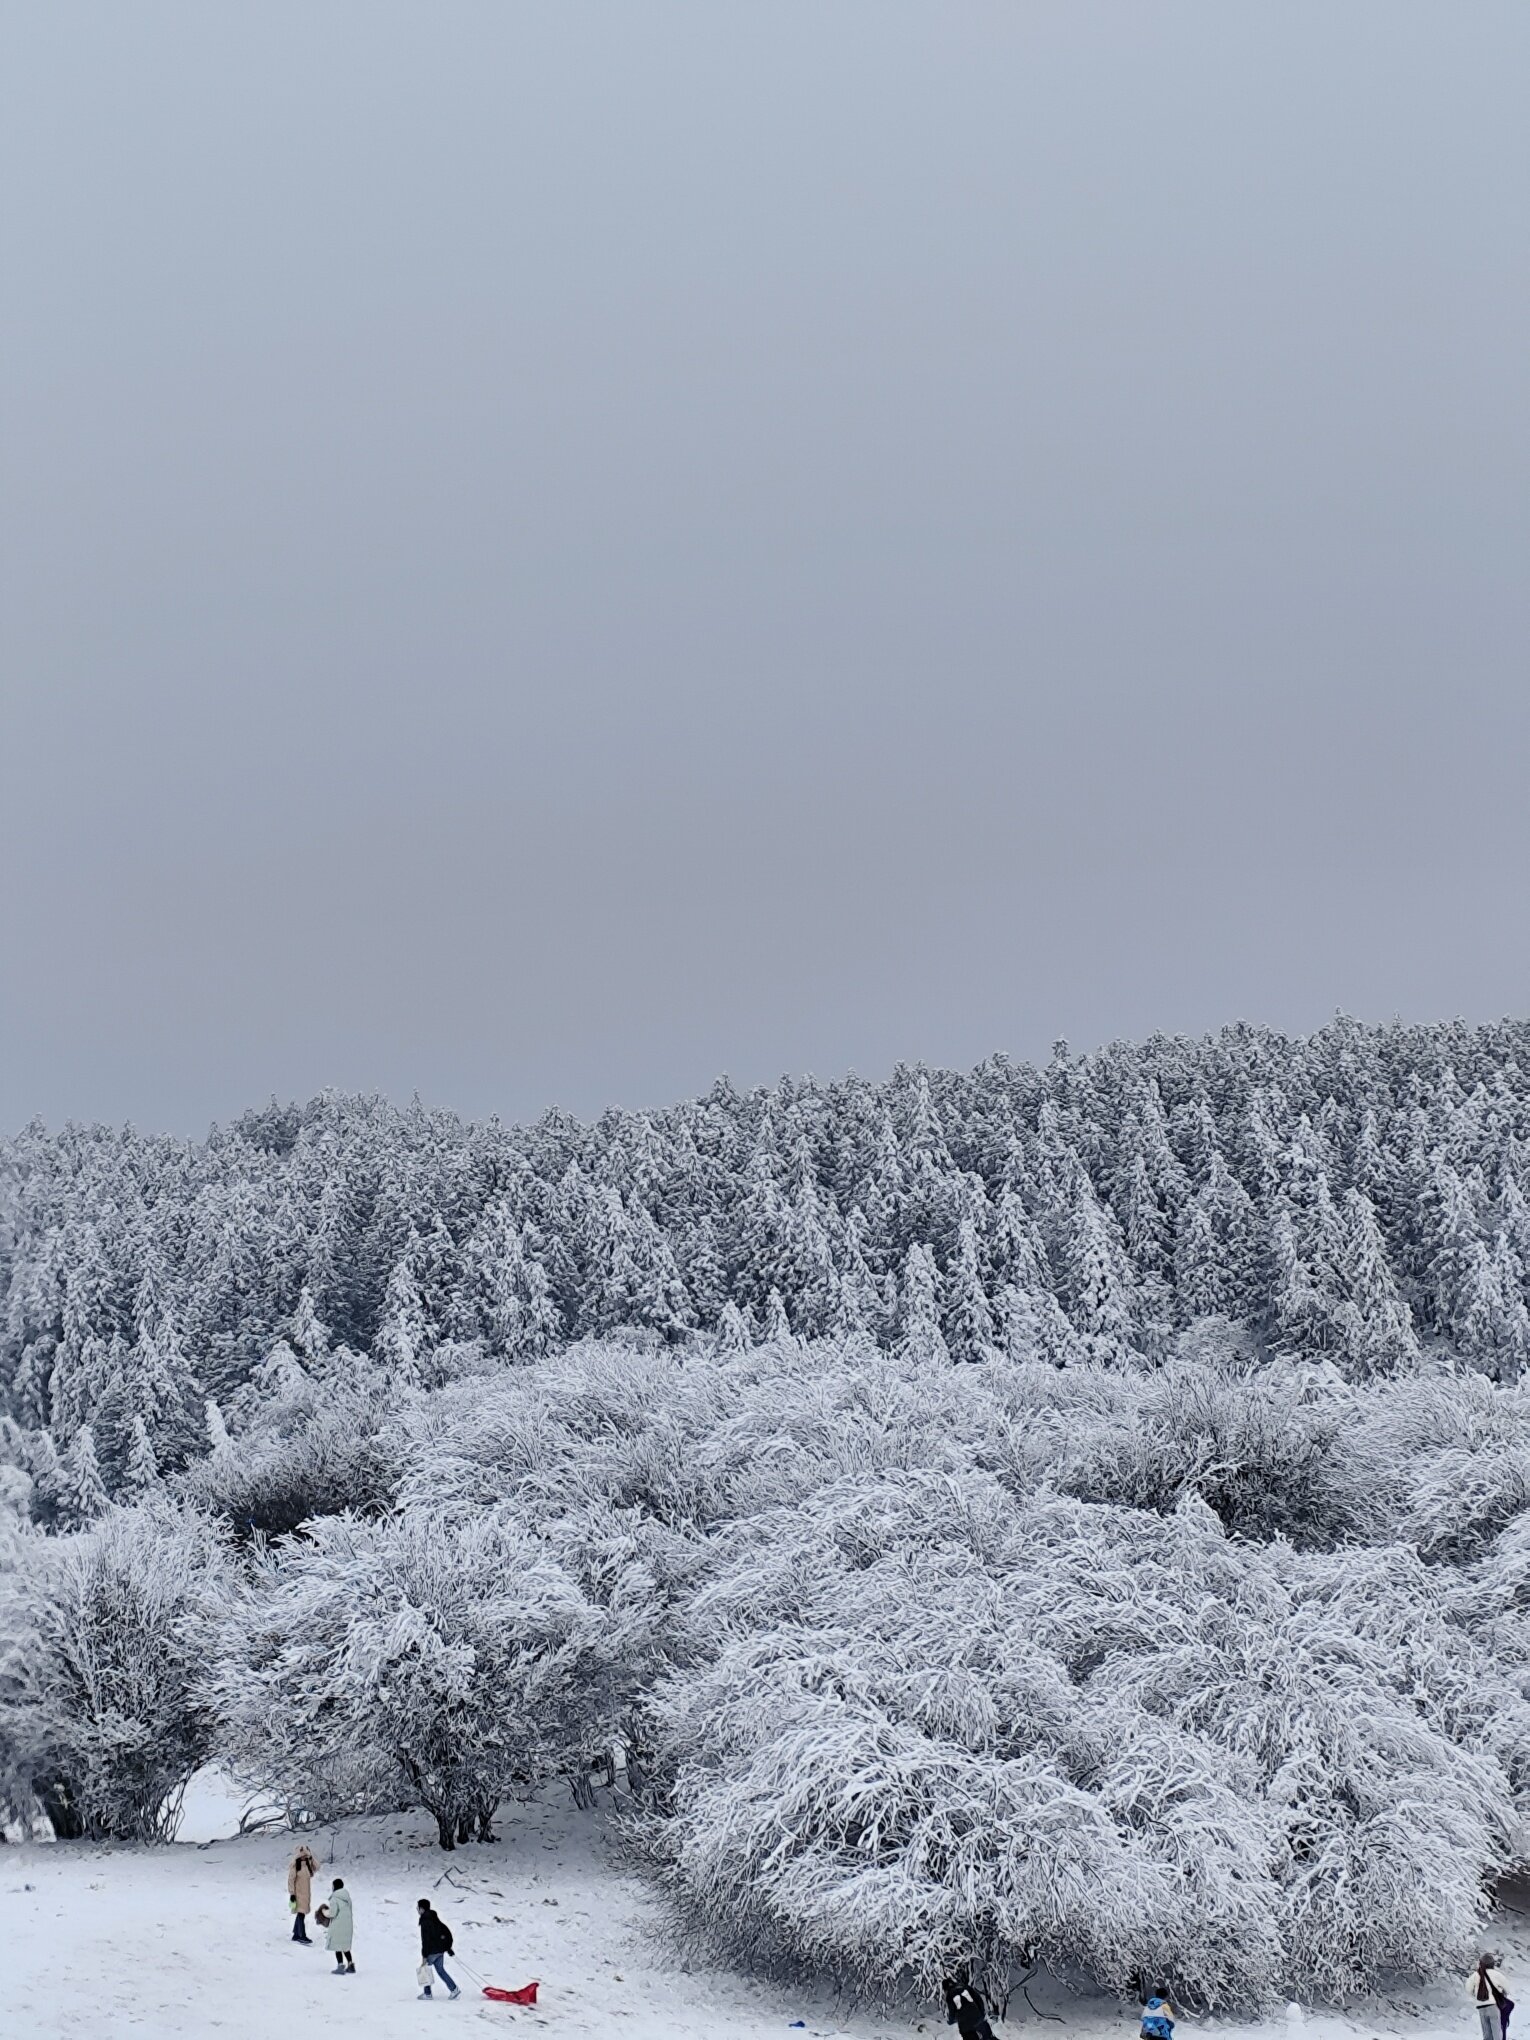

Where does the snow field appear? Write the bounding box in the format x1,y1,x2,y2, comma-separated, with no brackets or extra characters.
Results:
3,1788,1519,2040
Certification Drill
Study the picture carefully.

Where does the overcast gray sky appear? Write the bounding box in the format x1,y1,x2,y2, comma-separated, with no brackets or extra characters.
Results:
2,3,1527,1137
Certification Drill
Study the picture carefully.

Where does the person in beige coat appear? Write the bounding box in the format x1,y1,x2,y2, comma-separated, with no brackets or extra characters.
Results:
286,1845,319,1944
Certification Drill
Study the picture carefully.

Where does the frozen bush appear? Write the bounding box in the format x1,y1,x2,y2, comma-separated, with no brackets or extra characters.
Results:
0,1502,225,1840
180,1377,406,1535
1375,1374,1530,1562
645,1469,1524,2007
209,1504,633,1846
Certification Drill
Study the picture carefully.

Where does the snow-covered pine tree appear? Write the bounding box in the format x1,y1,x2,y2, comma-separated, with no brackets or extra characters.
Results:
897,1243,949,1365
626,1208,695,1342
1059,1178,1137,1365
513,1253,564,1362
1115,1120,1173,1284
204,1398,233,1459
462,1200,527,1354
1333,1189,1420,1377
254,1336,310,1403
942,1218,995,1362
1418,1153,1481,1334
762,1287,794,1346
374,1247,430,1384
287,1284,332,1366
1174,1194,1228,1326
52,1423,108,1526
774,1182,841,1338
1455,1234,1530,1380
123,1414,163,1494
999,1279,1080,1367
713,1299,754,1355
679,1215,727,1327
1270,1205,1328,1360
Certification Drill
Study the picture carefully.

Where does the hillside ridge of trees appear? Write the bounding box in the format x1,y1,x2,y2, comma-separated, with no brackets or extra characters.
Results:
7,1015,1530,2008
6,1013,1530,1496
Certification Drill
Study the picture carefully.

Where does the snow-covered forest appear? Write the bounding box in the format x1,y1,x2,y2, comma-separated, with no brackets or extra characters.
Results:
7,1015,1530,2010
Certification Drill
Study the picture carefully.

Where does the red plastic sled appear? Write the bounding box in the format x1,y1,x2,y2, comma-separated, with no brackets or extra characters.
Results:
484,1982,540,2006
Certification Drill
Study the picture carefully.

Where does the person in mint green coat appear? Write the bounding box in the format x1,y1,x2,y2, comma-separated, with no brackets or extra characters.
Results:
324,1879,355,1974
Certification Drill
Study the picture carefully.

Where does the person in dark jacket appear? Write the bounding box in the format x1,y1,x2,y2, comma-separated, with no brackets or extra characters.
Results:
417,1900,461,2000
943,1973,997,2040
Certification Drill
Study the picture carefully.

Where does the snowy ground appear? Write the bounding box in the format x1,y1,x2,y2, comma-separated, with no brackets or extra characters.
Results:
3,1777,1518,2040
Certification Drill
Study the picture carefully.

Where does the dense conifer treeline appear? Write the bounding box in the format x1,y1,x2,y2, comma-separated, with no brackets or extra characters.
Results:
6,1013,1530,1501
7,1016,1530,2008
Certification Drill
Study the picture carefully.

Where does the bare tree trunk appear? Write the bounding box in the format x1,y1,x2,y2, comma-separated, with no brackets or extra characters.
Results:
37,1780,83,1841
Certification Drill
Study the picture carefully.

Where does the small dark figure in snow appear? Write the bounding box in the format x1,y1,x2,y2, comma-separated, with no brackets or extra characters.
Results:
1470,1954,1514,2040
943,1972,997,2040
1140,1988,1178,2040
287,1844,318,1943
324,1878,356,1973
418,1899,461,2000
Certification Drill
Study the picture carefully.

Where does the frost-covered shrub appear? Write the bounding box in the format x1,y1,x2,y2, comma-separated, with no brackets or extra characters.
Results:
399,1339,734,1527
209,1505,635,1846
1044,1360,1367,1546
688,1340,997,1521
180,1378,406,1536
1449,1512,1530,1804
645,1470,1524,2007
0,1503,225,1840
0,1509,37,1825
1069,1529,1526,1999
190,1331,1530,1584
402,1336,1004,1535
1368,1374,1530,1563
648,1474,1276,2002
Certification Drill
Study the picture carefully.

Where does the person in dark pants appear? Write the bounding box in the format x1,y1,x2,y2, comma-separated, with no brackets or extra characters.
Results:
287,1845,319,1943
418,1900,461,2000
943,1972,997,2040
324,1879,356,1974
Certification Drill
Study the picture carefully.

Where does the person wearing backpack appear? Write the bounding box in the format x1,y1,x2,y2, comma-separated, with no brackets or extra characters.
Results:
1470,1954,1513,2040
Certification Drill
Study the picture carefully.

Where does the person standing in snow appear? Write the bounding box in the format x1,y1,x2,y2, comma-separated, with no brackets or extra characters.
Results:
417,1899,462,1999
943,1972,997,2040
325,1877,356,1974
1470,1955,1513,2040
286,1844,319,1944
1140,1989,1178,2040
